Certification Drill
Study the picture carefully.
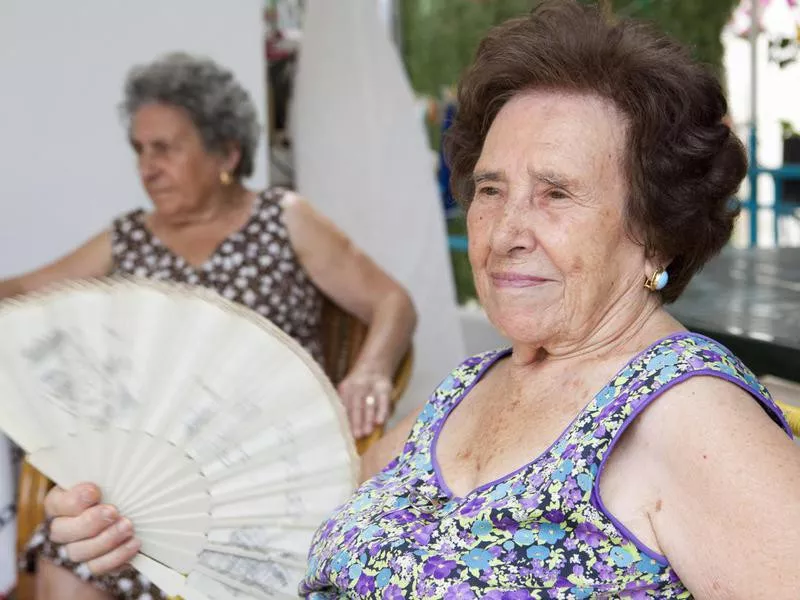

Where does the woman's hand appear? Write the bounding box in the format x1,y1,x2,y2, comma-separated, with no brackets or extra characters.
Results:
44,483,140,576
282,194,417,438
338,370,394,439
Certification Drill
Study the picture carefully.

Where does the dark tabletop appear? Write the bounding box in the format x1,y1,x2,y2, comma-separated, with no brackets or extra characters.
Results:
668,247,800,380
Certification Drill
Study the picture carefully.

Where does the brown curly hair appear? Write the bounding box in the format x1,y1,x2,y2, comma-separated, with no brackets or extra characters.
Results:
444,0,747,303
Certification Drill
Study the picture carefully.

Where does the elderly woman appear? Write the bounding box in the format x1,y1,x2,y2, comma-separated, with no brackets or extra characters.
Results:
2,52,414,599
40,2,800,599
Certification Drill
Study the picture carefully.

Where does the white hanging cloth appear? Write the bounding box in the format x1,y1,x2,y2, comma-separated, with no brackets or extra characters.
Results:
291,0,467,422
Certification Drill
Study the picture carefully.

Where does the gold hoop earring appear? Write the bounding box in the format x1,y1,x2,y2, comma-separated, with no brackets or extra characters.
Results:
219,171,232,186
644,268,669,292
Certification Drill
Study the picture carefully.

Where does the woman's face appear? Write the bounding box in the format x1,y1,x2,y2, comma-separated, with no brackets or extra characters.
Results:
468,90,651,351
130,103,231,218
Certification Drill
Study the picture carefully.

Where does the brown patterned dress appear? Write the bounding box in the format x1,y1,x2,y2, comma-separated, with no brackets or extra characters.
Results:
21,187,325,598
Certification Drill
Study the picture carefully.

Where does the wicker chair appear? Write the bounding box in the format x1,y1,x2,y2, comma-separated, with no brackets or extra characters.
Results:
762,375,800,437
13,296,413,599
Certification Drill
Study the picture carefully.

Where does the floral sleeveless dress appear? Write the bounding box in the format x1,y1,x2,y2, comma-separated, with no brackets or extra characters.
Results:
301,333,791,599
21,187,324,599
111,186,324,363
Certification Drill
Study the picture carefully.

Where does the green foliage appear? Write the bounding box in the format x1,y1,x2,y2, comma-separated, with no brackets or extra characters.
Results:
447,215,476,304
399,0,535,97
400,0,740,96
613,0,741,78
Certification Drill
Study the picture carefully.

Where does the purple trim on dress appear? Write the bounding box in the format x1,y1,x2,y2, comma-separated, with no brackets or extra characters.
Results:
430,331,700,501
463,403,586,499
430,348,512,499
683,332,792,435
591,365,792,567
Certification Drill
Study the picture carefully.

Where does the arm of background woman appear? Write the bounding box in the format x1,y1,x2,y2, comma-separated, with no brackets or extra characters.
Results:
282,193,417,438
0,231,113,300
37,559,115,600
630,377,800,599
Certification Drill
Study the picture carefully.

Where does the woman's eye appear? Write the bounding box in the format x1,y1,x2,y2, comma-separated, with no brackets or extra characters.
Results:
477,186,500,197
548,188,569,200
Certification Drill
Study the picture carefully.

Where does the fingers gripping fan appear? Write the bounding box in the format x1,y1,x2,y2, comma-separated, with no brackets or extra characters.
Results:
0,279,358,599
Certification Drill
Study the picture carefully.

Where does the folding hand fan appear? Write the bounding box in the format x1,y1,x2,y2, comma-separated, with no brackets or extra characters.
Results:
0,278,359,600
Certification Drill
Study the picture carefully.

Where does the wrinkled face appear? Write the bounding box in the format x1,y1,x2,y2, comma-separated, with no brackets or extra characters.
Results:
130,103,229,218
467,90,650,348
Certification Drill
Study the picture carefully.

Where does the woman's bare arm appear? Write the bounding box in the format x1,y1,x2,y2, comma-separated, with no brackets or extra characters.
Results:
283,194,417,437
0,231,113,300
633,376,800,599
37,559,114,600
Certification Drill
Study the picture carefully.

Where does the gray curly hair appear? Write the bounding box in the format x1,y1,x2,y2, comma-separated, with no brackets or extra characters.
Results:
121,52,261,178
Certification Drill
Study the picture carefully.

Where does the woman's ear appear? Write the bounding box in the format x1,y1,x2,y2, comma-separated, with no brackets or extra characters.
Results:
644,253,673,277
642,240,672,272
220,142,242,176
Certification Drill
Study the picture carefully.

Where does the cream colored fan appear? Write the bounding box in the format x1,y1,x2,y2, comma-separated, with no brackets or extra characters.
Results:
0,278,358,600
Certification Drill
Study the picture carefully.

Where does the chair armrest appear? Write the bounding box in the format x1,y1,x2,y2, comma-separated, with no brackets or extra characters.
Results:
15,459,54,599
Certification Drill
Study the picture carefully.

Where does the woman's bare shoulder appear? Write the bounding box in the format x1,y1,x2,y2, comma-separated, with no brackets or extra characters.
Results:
627,374,800,597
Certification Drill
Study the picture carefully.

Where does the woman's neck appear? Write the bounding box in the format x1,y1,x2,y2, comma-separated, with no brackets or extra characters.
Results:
155,184,254,229
509,294,683,370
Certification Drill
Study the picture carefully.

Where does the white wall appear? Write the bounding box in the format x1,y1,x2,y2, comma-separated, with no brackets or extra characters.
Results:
0,0,268,278
0,1,267,590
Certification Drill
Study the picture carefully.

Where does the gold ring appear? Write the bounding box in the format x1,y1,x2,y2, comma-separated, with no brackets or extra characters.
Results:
364,395,376,407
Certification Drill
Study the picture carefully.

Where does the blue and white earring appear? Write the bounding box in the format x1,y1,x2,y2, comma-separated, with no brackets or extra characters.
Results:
644,268,669,292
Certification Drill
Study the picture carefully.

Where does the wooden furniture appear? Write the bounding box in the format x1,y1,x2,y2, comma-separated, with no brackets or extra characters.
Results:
14,461,51,600
13,296,413,599
667,248,800,382
320,297,413,454
763,375,800,437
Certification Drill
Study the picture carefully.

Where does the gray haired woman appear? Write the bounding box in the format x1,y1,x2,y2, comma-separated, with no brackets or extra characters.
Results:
4,52,416,600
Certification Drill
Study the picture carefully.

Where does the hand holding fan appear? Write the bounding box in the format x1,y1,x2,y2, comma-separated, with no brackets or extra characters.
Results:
0,279,358,599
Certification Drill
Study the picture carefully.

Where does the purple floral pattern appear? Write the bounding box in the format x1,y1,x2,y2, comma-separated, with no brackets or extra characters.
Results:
301,333,790,598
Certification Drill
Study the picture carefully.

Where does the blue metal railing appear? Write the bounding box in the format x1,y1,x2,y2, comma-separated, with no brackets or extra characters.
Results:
745,125,800,247
448,234,468,252
744,162,800,247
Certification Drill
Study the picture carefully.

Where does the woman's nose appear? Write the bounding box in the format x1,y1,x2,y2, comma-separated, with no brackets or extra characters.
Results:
490,198,537,257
